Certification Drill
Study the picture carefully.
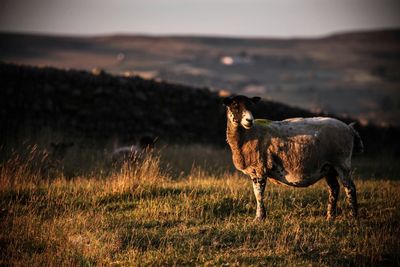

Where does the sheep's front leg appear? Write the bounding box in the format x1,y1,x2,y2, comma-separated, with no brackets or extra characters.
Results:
252,178,267,221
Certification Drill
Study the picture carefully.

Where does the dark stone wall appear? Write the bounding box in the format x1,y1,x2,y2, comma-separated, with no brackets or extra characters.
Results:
1,62,398,155
0,63,226,145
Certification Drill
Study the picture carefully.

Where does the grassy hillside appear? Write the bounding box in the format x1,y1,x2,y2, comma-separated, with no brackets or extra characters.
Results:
1,62,399,156
1,30,400,126
1,145,399,266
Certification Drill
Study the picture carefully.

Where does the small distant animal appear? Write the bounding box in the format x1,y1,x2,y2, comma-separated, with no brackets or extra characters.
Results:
111,136,157,163
45,142,74,176
223,95,363,221
50,142,74,162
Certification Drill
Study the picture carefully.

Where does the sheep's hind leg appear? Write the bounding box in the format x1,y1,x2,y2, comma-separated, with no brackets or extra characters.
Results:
325,174,340,220
252,178,267,221
335,167,358,219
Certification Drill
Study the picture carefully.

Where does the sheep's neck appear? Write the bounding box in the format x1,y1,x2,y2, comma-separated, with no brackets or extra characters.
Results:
226,120,247,170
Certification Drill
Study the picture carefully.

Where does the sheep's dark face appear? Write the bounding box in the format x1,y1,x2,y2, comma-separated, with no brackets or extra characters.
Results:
223,95,261,129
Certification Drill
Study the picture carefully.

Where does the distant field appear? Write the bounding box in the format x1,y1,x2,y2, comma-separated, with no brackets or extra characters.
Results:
1,144,399,266
1,30,400,126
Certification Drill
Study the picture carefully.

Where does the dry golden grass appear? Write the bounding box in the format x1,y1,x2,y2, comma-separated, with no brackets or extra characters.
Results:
0,144,399,266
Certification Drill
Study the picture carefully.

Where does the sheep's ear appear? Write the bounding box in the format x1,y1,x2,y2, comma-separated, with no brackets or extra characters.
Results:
251,96,261,104
223,97,233,106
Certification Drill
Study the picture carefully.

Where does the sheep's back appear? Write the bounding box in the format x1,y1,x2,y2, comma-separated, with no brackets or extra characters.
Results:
267,117,353,178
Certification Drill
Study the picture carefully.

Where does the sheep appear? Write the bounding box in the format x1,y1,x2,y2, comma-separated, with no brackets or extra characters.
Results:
223,95,363,221
44,142,74,177
111,136,157,164
50,142,74,161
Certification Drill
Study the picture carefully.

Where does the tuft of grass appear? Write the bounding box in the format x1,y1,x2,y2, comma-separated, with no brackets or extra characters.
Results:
0,144,399,266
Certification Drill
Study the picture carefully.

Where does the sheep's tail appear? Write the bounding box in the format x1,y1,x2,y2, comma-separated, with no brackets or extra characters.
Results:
349,122,364,154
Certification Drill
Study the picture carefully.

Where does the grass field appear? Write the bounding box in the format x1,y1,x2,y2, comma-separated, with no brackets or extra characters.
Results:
1,144,399,266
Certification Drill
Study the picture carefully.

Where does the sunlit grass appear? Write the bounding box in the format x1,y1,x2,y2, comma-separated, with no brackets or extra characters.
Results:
0,145,399,266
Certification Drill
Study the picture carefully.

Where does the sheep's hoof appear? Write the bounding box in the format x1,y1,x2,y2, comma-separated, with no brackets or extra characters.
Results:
349,213,358,221
326,215,336,221
253,211,266,222
253,216,265,222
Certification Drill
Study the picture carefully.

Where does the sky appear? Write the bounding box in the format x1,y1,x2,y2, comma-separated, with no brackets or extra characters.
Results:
0,0,400,38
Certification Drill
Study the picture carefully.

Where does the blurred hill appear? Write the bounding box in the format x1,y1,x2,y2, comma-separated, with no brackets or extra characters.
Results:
1,30,400,126
0,62,398,156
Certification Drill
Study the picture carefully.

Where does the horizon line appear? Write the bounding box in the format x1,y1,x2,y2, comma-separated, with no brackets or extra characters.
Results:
1,27,399,41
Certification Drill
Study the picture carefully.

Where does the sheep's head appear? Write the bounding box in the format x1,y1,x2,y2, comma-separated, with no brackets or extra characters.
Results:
223,95,261,129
